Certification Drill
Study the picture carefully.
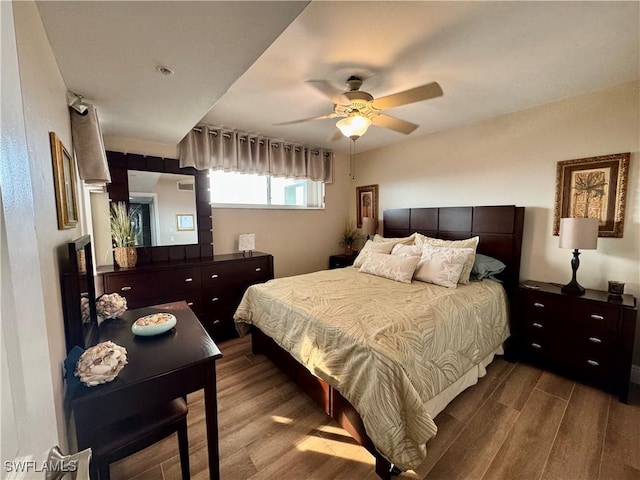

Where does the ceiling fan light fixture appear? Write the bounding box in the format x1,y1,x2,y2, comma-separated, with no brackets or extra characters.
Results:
336,115,371,139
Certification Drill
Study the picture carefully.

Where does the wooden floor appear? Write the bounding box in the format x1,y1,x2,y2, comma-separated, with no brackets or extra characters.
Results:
111,335,640,480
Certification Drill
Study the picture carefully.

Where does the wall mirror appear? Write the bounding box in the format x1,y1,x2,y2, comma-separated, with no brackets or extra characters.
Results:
128,170,198,247
105,151,213,264
61,235,98,352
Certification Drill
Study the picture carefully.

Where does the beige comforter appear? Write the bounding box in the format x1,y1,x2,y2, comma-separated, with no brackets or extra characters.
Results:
234,267,509,470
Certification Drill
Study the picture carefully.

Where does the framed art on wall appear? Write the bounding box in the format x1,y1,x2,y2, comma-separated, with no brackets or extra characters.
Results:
50,132,78,230
176,214,195,231
356,184,378,229
553,152,630,238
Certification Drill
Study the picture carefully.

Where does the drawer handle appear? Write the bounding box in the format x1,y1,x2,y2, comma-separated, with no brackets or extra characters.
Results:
211,274,219,279
255,267,262,272
185,277,193,282
120,286,132,291
590,314,604,320
213,319,221,325
532,322,543,329
211,297,219,302
589,337,602,344
587,359,600,367
531,342,542,349
533,302,544,308
187,302,194,306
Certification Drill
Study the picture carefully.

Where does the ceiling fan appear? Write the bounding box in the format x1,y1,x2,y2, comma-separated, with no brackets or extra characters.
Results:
275,75,443,139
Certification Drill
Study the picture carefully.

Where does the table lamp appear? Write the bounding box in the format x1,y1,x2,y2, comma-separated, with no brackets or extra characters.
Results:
559,217,599,295
362,217,377,240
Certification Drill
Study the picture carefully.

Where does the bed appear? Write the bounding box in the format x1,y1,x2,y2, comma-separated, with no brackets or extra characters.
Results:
234,205,524,479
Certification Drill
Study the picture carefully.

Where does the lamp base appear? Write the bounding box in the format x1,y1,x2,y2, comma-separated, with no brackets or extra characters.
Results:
561,280,586,296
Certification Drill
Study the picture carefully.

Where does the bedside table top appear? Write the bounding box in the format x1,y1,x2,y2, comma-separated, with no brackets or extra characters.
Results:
520,280,636,308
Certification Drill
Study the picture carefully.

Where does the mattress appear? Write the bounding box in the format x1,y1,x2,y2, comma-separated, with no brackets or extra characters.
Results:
234,266,509,470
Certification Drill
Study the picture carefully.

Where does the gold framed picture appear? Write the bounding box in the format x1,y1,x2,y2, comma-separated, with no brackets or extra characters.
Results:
553,152,630,238
176,214,195,231
50,132,78,230
356,184,378,229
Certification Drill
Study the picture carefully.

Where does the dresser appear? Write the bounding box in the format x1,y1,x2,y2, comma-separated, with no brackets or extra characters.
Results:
513,280,637,402
97,252,273,341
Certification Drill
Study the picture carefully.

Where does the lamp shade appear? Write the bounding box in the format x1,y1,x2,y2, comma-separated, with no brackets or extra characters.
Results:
336,115,372,139
362,217,376,236
559,217,598,250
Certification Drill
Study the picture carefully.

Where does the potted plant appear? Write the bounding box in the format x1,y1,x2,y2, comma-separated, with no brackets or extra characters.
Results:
110,201,139,268
339,221,360,256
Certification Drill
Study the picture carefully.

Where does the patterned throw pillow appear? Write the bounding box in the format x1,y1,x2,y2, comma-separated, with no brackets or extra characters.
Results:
353,240,396,268
390,243,422,257
414,244,475,288
359,252,421,284
414,234,479,284
373,233,416,245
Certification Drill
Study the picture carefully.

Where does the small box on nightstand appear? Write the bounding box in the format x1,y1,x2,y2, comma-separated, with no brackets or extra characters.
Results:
329,253,358,269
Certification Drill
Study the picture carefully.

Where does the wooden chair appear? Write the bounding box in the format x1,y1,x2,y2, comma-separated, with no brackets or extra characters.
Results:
89,397,190,480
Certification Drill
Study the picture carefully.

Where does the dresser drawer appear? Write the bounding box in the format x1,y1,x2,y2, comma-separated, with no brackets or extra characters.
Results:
160,266,202,294
104,272,159,301
202,287,244,313
200,307,237,341
521,291,563,321
202,257,270,289
566,301,619,334
235,256,271,286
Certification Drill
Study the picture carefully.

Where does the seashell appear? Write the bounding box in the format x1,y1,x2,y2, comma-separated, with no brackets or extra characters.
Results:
96,293,128,322
75,341,127,387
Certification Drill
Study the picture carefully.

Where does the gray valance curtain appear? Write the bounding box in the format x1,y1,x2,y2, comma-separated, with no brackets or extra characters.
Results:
179,125,334,184
70,105,111,185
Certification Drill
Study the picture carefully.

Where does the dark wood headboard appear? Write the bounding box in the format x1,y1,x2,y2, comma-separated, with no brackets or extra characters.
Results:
383,205,525,291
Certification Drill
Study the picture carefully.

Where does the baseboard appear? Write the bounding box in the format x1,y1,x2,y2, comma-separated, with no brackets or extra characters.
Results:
631,365,640,385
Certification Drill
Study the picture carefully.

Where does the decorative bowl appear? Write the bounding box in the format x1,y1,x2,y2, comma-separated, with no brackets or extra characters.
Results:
131,312,177,336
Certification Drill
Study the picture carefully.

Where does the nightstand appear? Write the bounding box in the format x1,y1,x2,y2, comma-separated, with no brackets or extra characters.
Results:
513,280,637,403
329,253,358,269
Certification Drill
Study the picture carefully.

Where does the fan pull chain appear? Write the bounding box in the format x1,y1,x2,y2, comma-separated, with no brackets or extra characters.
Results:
349,138,356,180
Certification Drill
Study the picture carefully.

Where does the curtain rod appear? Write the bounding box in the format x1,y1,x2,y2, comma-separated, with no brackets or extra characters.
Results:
191,127,332,157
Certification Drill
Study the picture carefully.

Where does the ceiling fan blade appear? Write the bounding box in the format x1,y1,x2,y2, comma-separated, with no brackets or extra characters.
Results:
371,113,419,135
273,113,337,126
306,80,350,105
371,82,443,110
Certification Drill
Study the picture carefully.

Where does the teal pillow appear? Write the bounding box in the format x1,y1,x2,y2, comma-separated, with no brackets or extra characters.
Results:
471,254,506,280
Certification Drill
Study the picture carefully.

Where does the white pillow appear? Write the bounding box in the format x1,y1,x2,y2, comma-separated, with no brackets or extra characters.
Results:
373,233,416,245
414,234,479,284
414,244,475,288
390,243,422,257
353,240,395,268
359,252,420,284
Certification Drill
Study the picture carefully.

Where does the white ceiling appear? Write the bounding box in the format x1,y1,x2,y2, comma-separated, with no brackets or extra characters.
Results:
37,1,639,155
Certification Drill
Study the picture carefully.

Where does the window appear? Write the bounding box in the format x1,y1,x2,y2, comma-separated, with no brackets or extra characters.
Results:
210,171,324,209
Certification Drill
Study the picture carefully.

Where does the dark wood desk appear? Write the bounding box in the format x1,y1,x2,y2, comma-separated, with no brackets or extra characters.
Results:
65,301,222,479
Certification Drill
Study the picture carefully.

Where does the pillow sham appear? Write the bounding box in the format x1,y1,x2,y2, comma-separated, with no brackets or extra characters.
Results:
353,239,395,268
390,243,422,257
414,234,479,284
359,252,420,284
373,233,416,245
471,253,506,280
414,244,475,288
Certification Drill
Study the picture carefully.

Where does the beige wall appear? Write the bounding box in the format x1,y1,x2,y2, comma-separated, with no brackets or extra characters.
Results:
355,81,640,364
212,152,352,277
5,0,83,454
